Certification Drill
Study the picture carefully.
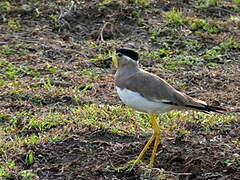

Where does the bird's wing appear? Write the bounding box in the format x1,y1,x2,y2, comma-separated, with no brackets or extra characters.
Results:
120,70,195,105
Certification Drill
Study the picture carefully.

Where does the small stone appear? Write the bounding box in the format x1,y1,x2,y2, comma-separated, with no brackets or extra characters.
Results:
20,4,33,13
125,41,136,47
232,153,239,158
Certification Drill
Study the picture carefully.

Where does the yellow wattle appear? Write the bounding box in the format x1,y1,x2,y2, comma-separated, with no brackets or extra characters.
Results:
112,53,118,68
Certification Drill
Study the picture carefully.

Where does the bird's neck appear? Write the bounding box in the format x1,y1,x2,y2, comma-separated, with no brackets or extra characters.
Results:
119,60,139,68
116,64,139,78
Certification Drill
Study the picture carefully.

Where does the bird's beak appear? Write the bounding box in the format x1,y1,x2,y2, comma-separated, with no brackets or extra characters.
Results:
103,54,118,68
103,57,112,61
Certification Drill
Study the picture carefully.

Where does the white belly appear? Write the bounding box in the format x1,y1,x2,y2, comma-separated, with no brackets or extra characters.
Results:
116,87,173,114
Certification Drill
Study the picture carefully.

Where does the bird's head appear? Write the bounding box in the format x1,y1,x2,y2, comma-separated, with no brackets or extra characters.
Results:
104,48,139,68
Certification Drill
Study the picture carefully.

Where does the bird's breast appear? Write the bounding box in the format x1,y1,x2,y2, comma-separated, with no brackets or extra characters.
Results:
116,87,173,114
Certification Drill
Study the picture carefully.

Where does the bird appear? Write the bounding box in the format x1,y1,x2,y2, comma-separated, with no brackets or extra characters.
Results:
105,48,225,167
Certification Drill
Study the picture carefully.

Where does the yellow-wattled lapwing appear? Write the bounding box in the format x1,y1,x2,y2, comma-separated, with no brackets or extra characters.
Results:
105,48,225,166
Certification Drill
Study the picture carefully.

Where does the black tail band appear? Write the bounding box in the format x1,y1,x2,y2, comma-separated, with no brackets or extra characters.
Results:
185,104,226,114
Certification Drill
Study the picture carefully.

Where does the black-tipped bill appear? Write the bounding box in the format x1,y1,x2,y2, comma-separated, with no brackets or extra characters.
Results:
103,57,112,62
102,56,118,68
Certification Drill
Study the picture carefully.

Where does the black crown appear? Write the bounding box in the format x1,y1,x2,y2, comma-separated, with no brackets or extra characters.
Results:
116,48,139,61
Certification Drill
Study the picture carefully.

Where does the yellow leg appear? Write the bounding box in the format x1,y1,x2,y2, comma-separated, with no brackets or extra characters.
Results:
149,115,161,166
135,114,161,166
135,134,155,163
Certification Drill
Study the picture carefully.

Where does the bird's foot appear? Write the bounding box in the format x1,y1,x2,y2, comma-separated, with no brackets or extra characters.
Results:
113,160,145,172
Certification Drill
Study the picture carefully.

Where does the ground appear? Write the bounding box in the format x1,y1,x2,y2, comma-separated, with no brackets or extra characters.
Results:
0,0,240,179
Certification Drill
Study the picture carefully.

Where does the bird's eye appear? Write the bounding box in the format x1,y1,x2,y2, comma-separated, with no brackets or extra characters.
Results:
117,53,122,57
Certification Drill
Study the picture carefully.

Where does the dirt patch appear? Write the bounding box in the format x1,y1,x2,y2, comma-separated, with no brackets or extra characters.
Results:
11,122,239,180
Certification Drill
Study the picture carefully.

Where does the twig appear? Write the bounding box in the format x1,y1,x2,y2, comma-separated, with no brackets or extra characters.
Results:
140,166,192,177
57,0,77,31
164,171,192,176
33,80,73,88
98,22,111,42
0,42,8,45
208,7,234,15
58,0,76,20
18,39,39,43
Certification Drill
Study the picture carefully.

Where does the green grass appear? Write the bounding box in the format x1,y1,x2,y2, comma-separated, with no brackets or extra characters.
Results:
8,19,20,31
0,44,29,56
1,104,238,155
48,14,59,30
162,54,203,70
0,166,11,178
194,0,219,8
143,35,240,70
164,8,185,26
232,0,240,9
188,18,208,30
0,59,19,80
0,59,40,80
0,99,239,178
19,170,37,180
202,37,240,62
0,1,11,13
142,49,204,70
187,17,219,33
127,0,150,7
98,0,114,6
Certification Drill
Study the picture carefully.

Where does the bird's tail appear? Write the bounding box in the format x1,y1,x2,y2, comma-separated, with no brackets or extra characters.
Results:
185,104,226,114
